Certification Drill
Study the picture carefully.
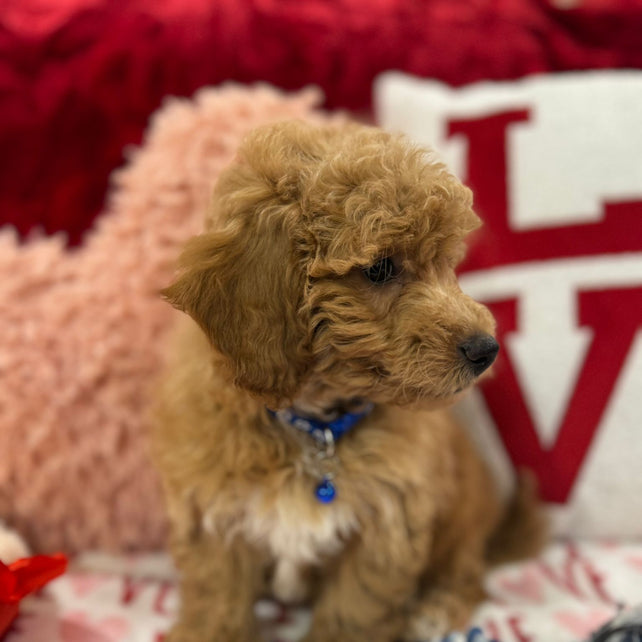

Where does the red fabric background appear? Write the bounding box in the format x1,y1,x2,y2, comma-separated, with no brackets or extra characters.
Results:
2,0,642,244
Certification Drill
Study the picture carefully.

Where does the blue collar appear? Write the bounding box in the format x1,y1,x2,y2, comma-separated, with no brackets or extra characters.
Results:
267,403,374,446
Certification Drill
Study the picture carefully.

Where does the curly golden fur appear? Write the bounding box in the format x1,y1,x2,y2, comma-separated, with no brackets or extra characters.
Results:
153,121,545,642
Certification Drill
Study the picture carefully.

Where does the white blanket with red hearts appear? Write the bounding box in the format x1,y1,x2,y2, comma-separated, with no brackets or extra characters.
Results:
4,541,642,642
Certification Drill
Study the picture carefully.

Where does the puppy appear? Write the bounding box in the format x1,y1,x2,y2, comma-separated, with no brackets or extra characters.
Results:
153,121,544,642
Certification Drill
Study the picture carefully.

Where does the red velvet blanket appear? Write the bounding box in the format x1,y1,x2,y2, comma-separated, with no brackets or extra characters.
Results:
2,0,642,244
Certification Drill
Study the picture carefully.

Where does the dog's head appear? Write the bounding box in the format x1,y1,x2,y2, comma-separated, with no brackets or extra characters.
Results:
163,121,497,408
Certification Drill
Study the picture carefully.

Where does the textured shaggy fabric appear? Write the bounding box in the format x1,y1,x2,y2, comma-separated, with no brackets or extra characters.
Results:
0,84,328,554
3,1,642,243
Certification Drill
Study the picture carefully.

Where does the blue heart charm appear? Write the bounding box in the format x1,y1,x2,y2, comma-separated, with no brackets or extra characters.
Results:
315,477,336,503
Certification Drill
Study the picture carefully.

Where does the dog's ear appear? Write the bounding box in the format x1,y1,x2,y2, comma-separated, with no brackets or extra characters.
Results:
162,219,310,405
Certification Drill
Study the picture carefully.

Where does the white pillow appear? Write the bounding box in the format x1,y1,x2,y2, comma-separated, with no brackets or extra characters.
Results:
375,71,642,538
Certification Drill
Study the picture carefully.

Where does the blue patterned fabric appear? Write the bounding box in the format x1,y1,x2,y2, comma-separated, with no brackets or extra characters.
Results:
439,628,497,642
587,604,642,642
434,605,642,642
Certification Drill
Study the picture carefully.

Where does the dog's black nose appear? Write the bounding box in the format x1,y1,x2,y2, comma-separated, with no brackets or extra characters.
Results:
458,334,499,376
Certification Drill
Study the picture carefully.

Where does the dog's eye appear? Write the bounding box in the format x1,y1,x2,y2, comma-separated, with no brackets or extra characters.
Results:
363,257,397,284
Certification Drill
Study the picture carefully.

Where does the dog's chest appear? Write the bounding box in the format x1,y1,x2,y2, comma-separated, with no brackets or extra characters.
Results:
245,488,357,561
250,489,358,601
203,473,359,602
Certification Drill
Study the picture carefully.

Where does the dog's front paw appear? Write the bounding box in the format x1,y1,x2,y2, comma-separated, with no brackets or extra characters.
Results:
164,623,252,642
163,624,203,642
401,622,448,642
401,605,450,642
162,627,189,642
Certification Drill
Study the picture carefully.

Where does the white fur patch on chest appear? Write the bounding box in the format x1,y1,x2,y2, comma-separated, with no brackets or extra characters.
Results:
244,491,358,563
202,479,359,602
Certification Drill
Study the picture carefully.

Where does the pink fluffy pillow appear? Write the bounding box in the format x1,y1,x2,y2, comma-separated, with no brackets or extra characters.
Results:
0,85,327,553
